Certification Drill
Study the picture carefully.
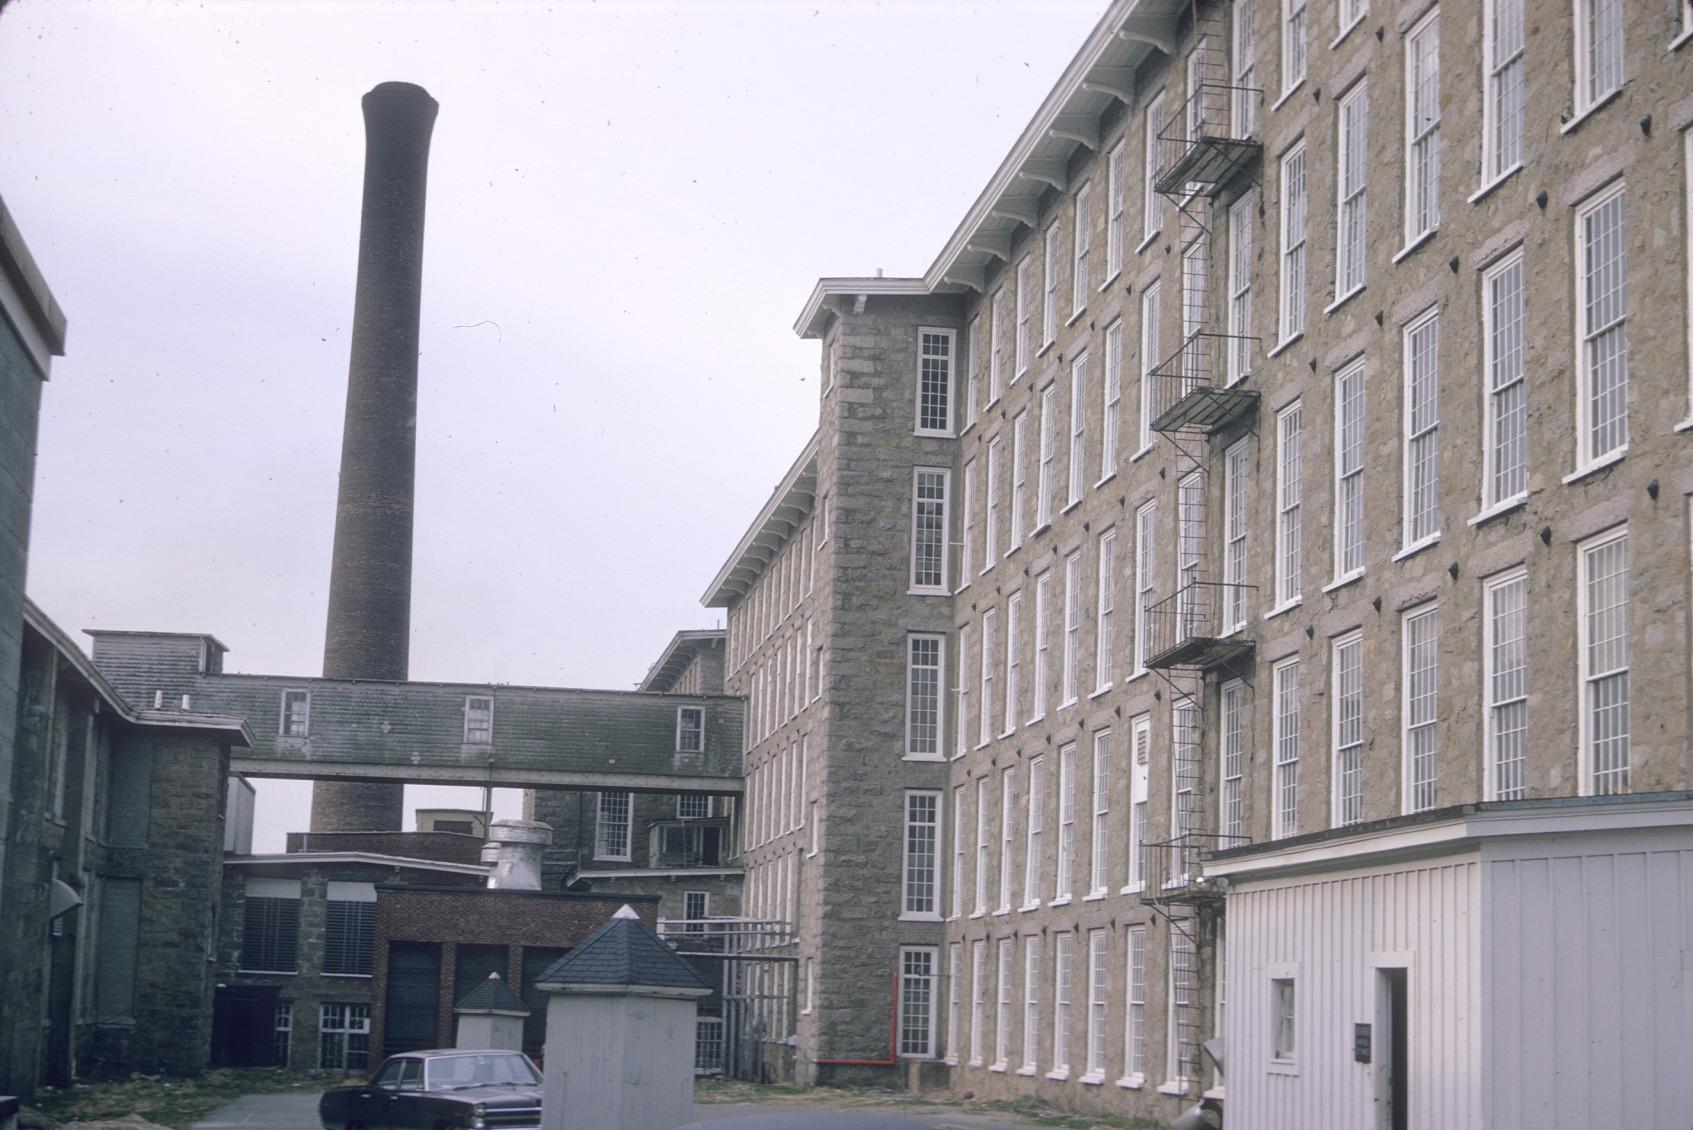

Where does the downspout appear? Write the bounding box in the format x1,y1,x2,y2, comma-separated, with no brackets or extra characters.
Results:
814,969,900,1067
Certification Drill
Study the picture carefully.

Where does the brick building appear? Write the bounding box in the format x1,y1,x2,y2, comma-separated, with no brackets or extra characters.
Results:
708,0,1693,1124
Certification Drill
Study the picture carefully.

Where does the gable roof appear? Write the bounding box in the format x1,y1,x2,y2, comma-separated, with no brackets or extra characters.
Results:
533,905,709,994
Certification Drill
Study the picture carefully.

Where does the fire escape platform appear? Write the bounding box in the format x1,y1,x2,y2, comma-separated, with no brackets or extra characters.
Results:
1151,382,1260,434
1154,132,1263,198
1145,634,1255,672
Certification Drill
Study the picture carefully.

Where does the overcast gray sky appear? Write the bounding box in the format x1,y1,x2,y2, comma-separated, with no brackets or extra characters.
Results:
1,0,1103,849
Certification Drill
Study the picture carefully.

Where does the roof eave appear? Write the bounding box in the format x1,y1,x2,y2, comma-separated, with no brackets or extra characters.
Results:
701,432,821,607
793,276,931,339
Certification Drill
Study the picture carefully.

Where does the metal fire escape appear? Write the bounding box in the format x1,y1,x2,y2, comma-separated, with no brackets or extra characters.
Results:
1138,18,1261,1089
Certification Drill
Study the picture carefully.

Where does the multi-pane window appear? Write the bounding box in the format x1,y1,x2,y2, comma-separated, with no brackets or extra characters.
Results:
1167,931,1197,1084
956,626,972,758
1022,937,1042,1072
1272,978,1296,1060
1124,926,1147,1080
1037,386,1057,528
273,1002,293,1067
1181,239,1209,382
965,315,981,429
1044,221,1061,348
989,292,1004,404
1024,755,1046,907
1485,569,1529,800
994,938,1014,1068
1580,527,1630,795
1333,360,1365,580
1143,91,1166,243
1012,411,1029,549
916,329,954,435
1102,320,1123,476
1085,929,1108,1078
1177,471,1203,628
1405,9,1441,244
1279,142,1307,341
1220,679,1245,839
951,786,966,918
678,791,712,819
595,791,632,860
1282,0,1307,95
945,944,961,1062
1171,702,1198,872
907,634,944,758
997,768,1017,913
1089,730,1110,896
279,689,310,737
1052,932,1074,1075
676,706,705,753
1056,742,1076,900
1223,439,1249,631
985,437,1002,563
1275,402,1303,607
899,947,938,1058
1073,182,1093,314
910,468,950,592
1122,717,1150,892
463,695,493,744
902,792,942,918
1483,251,1527,508
975,778,990,914
1062,552,1081,705
1068,354,1087,506
1484,0,1525,182
1106,141,1127,279
1134,501,1157,674
1233,0,1258,137
1226,192,1253,383
1032,572,1052,721
323,884,376,976
960,460,976,580
1335,81,1367,298
1403,604,1440,813
1272,658,1301,838
1576,183,1628,467
1096,530,1116,690
1332,633,1364,827
1016,257,1034,377
1004,592,1023,734
1138,281,1162,453
1403,310,1441,547
241,879,300,973
1575,0,1624,114
969,939,987,1064
1339,0,1368,35
979,609,997,746
319,1003,371,1071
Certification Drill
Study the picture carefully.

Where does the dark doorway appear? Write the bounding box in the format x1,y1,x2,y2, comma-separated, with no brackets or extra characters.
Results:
1379,968,1409,1130
211,985,282,1067
384,942,442,1055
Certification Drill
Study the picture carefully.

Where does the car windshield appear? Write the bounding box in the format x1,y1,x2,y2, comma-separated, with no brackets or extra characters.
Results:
422,1053,540,1091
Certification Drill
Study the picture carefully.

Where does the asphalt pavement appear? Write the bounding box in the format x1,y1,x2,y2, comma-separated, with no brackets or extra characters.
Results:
189,1091,1061,1130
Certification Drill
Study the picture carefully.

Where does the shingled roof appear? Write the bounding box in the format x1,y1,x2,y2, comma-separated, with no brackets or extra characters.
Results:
454,971,530,1015
533,906,710,995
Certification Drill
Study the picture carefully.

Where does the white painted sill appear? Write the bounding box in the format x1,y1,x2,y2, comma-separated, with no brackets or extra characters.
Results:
1116,1074,1146,1090
1157,1080,1190,1096
1562,446,1627,484
1560,86,1624,135
990,1062,1008,1074
1061,499,1082,516
1046,1068,1072,1082
1089,685,1112,700
1016,1065,1039,1077
1467,163,1524,205
1080,1071,1106,1086
1323,285,1364,317
1391,535,1440,563
1322,571,1363,594
898,912,943,923
1467,495,1527,527
1269,80,1306,113
1391,229,1437,265
1066,308,1087,328
1049,895,1073,908
1094,471,1117,489
1330,17,1364,49
1083,890,1108,903
1099,270,1122,293
1264,597,1303,621
1130,443,1156,462
1135,231,1160,256
1019,901,1042,913
1118,884,1144,897
1675,416,1693,434
1266,333,1303,360
1672,26,1693,52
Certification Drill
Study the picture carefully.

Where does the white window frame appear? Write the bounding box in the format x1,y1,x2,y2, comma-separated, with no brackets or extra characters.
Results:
989,291,1005,404
1122,926,1147,1084
279,689,311,738
1573,181,1628,470
1096,529,1116,692
993,938,1013,1069
1332,631,1364,827
1402,308,1441,550
1088,730,1110,897
1037,387,1057,529
1142,90,1166,245
1015,256,1034,378
965,315,981,430
955,625,972,759
1068,353,1087,506
1138,280,1161,455
997,767,1016,914
1073,181,1093,315
1274,402,1303,609
960,459,976,582
1023,754,1046,909
1481,0,1525,187
1106,141,1127,281
1272,658,1300,838
969,939,987,1065
1404,8,1441,246
1011,411,1029,549
1334,80,1367,301
1484,567,1528,800
1055,741,1076,902
1003,591,1023,736
1061,551,1082,706
1271,976,1297,1062
1102,319,1123,478
1133,500,1157,676
594,791,633,861
1165,930,1197,1087
676,706,705,754
1226,191,1253,384
945,943,961,1063
1281,0,1307,98
985,436,1002,564
910,467,951,594
1021,936,1042,1074
915,327,955,437
1084,929,1109,1081
1578,525,1630,795
905,633,945,760
1044,220,1061,348
1032,571,1051,722
1482,250,1527,511
898,946,938,1059
979,609,998,748
1220,678,1245,840
1223,439,1249,632
1333,359,1366,582
951,785,966,918
1573,0,1624,116
1233,0,1258,137
1127,715,1151,893
463,695,493,744
1402,603,1440,814
1050,932,1074,1079
1278,141,1307,343
901,790,943,920
974,778,990,916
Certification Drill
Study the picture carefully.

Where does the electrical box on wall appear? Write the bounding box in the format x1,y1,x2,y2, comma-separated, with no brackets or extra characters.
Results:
1353,1022,1372,1063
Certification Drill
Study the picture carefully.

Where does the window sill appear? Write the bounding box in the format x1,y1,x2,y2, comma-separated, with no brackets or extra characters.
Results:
1126,669,1148,684
1080,1071,1106,1086
1049,895,1073,908
955,579,971,594
1266,333,1303,360
1672,26,1693,52
1028,711,1046,726
970,910,987,920
915,427,953,440
1391,535,1440,563
1090,684,1112,700
1156,1080,1191,1096
806,849,817,859
1061,500,1082,516
1264,597,1303,621
1563,446,1627,485
1391,229,1437,265
323,972,375,980
1130,443,1155,463
1031,520,1053,537
1020,901,1043,913
1066,308,1087,328
989,1062,1008,1074
1082,890,1107,903
994,907,1012,917
1267,1061,1299,1077
1561,86,1624,135
1000,727,1018,741
908,586,950,598
1468,163,1524,205
1330,16,1364,49
1016,1065,1039,1077
1119,884,1143,897
1323,285,1364,317
1046,1069,1072,1082
903,752,946,763
899,912,943,923
1094,471,1117,489
1675,416,1693,434
237,969,298,977
1116,1074,1146,1090
1269,81,1305,113
1204,1084,1227,1100
1322,571,1363,595
1099,270,1122,293
968,1059,984,1069
1135,231,1160,256
1468,495,1527,527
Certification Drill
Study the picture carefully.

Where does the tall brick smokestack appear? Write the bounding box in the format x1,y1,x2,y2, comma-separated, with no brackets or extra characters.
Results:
310,82,438,833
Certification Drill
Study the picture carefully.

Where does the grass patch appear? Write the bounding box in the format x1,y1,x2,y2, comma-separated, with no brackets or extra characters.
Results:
24,1068,330,1130
691,1076,1173,1128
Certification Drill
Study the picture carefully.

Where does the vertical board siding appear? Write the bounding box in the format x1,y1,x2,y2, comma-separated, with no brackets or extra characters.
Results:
1482,834,1693,1130
1226,856,1480,1130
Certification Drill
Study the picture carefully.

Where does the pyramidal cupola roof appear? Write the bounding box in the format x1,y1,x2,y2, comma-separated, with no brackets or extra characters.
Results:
454,971,530,1015
534,905,710,995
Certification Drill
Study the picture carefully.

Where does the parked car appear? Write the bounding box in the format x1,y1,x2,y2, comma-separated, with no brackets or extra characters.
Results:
319,1049,543,1130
